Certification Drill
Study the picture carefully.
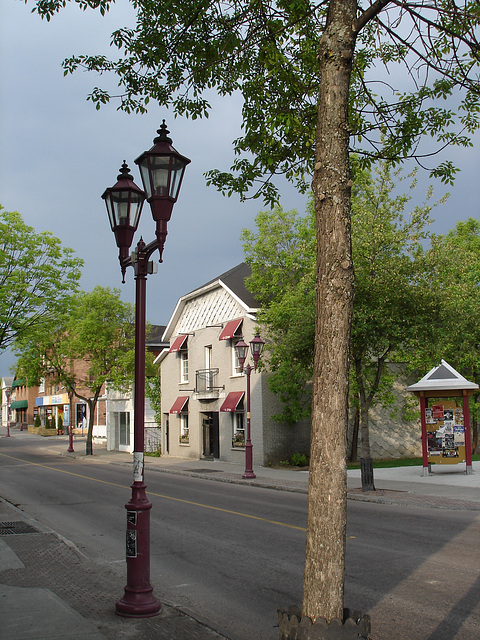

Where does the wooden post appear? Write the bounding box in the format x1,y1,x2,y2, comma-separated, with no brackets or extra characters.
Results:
420,394,429,476
463,392,473,475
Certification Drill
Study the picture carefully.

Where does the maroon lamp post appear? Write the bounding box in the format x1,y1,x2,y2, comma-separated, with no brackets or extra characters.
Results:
67,386,75,453
102,121,190,618
5,387,11,437
234,332,265,479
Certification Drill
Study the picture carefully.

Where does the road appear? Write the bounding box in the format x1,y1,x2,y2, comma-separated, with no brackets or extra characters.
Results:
1,436,479,640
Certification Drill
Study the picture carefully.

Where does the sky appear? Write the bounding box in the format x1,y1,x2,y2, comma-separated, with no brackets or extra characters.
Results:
1,0,479,376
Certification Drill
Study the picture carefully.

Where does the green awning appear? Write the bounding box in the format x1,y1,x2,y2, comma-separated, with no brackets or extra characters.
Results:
10,400,28,410
12,379,26,389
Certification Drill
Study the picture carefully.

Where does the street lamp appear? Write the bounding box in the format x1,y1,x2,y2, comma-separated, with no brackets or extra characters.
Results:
234,332,265,479
67,386,75,453
5,387,11,437
102,121,190,618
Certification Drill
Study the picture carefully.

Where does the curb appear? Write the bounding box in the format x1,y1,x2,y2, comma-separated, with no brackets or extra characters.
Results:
52,446,480,511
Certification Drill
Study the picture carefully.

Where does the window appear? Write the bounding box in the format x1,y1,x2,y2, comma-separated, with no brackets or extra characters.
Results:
179,413,189,444
180,349,189,383
232,410,245,448
114,411,130,447
205,345,213,369
232,339,244,375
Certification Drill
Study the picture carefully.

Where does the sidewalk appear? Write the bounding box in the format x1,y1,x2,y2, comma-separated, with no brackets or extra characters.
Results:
1,430,480,640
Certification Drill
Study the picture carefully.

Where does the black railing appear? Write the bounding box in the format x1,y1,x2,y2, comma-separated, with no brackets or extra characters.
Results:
145,426,161,453
195,368,220,393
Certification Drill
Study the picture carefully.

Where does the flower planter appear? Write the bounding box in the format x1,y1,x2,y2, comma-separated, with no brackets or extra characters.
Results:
27,426,59,437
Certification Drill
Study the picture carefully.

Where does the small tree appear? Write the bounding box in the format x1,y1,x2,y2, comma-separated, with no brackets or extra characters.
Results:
15,287,135,454
145,369,162,430
0,207,82,353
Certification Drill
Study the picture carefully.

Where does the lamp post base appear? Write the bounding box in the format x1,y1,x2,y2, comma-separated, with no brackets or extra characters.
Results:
242,471,256,479
116,589,161,618
115,482,160,618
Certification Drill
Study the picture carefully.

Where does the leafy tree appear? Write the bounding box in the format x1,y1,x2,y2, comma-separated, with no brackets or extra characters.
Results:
15,286,135,455
0,206,83,353
145,342,162,434
241,205,316,425
350,161,442,486
29,0,480,623
244,162,441,486
409,218,480,454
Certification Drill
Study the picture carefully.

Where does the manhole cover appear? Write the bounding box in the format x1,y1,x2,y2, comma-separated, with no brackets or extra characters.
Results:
0,521,40,535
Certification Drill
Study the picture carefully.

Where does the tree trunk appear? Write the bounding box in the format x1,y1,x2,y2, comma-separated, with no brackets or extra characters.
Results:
302,0,357,623
359,397,372,460
359,398,375,491
85,398,96,455
349,404,360,463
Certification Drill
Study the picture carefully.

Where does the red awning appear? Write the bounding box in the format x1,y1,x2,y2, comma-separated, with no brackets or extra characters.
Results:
170,396,189,414
169,335,188,353
220,391,245,413
219,319,243,341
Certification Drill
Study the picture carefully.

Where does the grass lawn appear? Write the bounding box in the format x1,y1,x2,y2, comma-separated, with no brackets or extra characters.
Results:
347,454,480,470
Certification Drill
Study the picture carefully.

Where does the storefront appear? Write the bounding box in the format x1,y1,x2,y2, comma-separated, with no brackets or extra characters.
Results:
34,393,69,428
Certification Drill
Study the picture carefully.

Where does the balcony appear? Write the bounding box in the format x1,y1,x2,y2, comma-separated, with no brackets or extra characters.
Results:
195,368,222,401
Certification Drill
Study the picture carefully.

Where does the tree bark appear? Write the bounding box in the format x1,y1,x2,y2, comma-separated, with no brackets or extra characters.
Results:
302,0,357,623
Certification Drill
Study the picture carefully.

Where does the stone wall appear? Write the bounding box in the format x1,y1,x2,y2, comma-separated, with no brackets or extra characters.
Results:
349,363,422,460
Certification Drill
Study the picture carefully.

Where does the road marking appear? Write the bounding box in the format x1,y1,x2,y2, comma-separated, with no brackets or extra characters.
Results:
0,451,307,532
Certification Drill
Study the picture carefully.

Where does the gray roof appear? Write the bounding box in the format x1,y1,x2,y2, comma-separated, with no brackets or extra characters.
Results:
189,263,259,309
146,325,168,349
407,360,479,394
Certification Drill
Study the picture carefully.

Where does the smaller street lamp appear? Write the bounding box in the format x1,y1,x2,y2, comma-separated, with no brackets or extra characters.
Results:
67,386,75,453
5,387,11,437
234,332,265,479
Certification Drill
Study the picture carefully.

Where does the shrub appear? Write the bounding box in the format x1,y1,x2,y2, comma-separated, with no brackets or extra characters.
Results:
34,414,41,428
280,452,310,467
145,446,162,457
290,452,309,467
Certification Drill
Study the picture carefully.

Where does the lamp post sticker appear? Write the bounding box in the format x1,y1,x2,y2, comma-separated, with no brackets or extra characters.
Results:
126,529,137,557
127,511,137,526
133,452,144,482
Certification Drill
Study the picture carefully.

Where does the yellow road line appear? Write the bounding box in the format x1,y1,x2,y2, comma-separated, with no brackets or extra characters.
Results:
0,451,307,532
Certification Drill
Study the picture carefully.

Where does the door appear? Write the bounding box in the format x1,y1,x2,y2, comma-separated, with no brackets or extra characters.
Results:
202,412,220,458
164,414,170,454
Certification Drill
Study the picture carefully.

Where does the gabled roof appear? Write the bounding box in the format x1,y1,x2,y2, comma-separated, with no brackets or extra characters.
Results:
407,360,479,397
163,263,260,342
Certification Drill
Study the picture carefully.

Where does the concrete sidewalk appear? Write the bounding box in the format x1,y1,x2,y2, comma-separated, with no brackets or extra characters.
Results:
0,496,228,640
1,430,479,640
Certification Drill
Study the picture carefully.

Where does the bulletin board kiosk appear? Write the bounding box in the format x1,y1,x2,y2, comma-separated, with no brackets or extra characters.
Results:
407,360,478,476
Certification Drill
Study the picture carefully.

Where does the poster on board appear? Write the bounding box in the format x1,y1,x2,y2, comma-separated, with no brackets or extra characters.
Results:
425,400,466,464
